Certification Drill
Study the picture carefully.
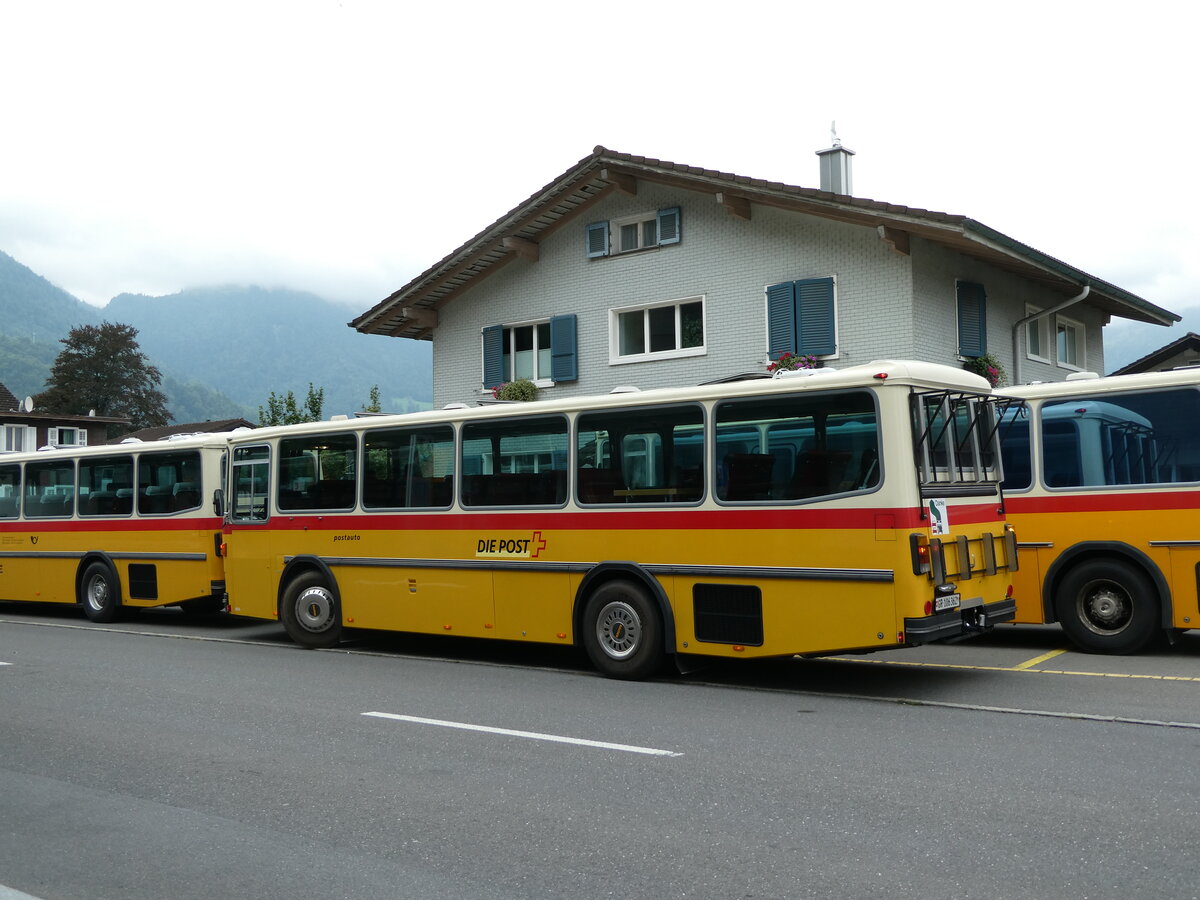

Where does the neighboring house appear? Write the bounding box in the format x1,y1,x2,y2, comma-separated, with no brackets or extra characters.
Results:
0,382,130,453
1111,332,1200,375
113,418,255,443
351,145,1180,406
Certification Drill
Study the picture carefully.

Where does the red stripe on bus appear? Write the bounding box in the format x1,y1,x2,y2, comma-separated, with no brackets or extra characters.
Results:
1005,491,1200,515
220,504,1001,533
0,517,223,534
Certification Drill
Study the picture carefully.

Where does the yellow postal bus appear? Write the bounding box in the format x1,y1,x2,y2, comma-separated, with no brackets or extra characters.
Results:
0,435,227,621
999,368,1200,653
221,360,1018,678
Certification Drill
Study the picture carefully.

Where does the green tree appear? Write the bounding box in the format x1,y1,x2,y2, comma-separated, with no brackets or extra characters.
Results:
258,383,325,425
361,384,381,413
34,322,170,432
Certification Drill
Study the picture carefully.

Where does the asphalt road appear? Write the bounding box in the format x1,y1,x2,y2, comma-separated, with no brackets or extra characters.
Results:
2,603,1199,900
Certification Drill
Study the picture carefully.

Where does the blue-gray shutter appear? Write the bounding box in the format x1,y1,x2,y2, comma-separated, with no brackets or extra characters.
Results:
766,281,796,359
550,314,577,382
657,207,681,245
482,325,504,389
796,277,836,357
957,281,987,358
586,222,609,258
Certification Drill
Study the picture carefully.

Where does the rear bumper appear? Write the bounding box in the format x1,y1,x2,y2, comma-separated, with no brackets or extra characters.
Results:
904,597,1017,645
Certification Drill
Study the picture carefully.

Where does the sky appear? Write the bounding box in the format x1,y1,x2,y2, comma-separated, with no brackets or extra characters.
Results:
2,0,1197,357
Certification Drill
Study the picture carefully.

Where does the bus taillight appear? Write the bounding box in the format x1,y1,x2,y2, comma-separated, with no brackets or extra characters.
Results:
910,533,930,575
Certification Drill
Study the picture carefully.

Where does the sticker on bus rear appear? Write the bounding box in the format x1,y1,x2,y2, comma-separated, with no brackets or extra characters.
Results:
929,498,948,535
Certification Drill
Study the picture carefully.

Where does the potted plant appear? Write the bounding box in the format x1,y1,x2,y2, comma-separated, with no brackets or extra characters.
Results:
491,378,539,401
962,353,1006,388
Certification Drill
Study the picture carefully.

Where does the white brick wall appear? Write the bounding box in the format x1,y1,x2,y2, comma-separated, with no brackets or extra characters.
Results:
430,184,1105,405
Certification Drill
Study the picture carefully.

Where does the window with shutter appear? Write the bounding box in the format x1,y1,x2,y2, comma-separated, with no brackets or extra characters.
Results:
956,281,987,358
483,317,576,388
765,277,837,361
586,208,682,257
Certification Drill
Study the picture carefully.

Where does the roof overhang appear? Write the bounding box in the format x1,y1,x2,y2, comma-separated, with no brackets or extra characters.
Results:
351,147,1180,339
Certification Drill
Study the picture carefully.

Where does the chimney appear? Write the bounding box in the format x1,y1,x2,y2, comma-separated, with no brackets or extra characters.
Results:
816,122,854,195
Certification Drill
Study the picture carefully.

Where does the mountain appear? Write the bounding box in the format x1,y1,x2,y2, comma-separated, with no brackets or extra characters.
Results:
0,250,432,422
106,286,431,417
0,249,102,342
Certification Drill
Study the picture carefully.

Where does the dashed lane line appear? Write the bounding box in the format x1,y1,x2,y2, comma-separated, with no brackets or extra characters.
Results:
363,711,684,757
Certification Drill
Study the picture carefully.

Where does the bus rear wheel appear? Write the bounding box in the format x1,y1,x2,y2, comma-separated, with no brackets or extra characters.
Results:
280,572,343,649
1054,558,1159,654
80,562,122,623
582,580,664,680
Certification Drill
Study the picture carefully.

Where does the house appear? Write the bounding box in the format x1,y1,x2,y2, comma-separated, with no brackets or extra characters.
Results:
351,144,1179,406
1111,332,1200,375
113,418,255,443
0,382,130,453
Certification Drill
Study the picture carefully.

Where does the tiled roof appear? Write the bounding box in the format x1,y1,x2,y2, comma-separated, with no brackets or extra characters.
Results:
351,146,1180,341
0,383,18,412
114,418,255,443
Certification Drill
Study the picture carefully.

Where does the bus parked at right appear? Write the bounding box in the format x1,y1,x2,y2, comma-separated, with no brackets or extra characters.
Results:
999,368,1200,653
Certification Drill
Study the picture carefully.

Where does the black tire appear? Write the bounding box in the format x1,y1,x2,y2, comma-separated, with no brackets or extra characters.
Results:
80,561,122,623
581,579,664,679
279,571,343,649
1053,558,1160,654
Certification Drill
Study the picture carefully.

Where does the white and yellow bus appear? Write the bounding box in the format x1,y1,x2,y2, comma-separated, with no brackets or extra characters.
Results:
999,367,1200,652
221,360,1018,678
0,435,228,621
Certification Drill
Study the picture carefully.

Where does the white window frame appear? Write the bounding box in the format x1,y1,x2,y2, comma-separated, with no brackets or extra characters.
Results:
1055,314,1085,371
1024,304,1051,364
47,426,87,448
609,295,707,365
2,424,36,454
496,319,554,388
610,212,660,254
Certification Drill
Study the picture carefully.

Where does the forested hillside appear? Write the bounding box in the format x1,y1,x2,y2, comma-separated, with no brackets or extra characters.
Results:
0,250,432,421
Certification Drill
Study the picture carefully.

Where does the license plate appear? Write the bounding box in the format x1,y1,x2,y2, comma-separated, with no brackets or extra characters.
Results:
934,593,961,612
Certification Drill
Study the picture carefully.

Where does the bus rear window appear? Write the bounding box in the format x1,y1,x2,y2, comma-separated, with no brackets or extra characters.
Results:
139,451,203,515
714,390,879,502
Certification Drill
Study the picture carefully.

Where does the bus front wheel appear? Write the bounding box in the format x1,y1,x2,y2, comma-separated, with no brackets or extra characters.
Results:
280,572,343,649
80,562,122,623
1054,558,1159,654
582,580,664,679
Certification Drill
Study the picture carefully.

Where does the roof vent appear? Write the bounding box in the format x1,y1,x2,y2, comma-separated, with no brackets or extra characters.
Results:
610,385,641,394
816,122,854,194
1064,371,1101,381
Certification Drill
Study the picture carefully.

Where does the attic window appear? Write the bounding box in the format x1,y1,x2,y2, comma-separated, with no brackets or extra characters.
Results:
586,207,681,258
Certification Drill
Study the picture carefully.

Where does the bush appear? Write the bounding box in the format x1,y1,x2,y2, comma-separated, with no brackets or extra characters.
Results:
492,379,538,401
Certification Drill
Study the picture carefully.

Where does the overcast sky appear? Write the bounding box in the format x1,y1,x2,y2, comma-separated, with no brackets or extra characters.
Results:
2,1,1195,352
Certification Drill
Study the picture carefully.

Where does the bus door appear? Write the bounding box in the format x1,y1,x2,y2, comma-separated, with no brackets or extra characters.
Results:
224,444,276,619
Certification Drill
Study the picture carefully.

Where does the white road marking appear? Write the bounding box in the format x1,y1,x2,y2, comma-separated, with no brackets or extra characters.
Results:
363,711,683,757
1,883,45,899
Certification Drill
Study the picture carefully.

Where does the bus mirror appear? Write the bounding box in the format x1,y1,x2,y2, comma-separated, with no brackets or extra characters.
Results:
212,488,224,518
